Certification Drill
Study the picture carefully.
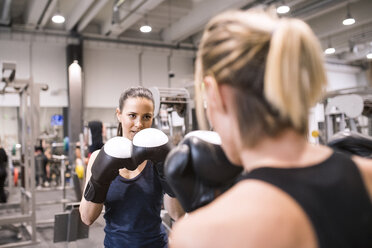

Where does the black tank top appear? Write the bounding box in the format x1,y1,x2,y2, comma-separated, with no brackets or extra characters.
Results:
237,152,372,248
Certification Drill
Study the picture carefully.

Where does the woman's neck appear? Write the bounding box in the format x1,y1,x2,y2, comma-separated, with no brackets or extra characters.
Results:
240,130,332,172
119,160,147,179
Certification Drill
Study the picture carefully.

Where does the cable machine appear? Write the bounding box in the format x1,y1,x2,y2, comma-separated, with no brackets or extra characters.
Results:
150,87,191,145
317,86,372,144
0,62,47,247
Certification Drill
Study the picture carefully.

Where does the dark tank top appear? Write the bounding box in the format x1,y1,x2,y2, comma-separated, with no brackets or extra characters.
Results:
103,161,167,248
238,152,372,248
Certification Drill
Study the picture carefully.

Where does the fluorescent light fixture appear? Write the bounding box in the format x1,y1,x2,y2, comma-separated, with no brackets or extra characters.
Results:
52,14,65,24
343,5,355,26
277,5,290,14
367,52,372,59
324,47,335,55
140,25,152,33
342,17,355,26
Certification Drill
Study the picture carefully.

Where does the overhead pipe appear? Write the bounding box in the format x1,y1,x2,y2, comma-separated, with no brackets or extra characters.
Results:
0,0,12,26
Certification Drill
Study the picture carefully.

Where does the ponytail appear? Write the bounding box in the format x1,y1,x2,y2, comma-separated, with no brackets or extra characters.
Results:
265,19,327,134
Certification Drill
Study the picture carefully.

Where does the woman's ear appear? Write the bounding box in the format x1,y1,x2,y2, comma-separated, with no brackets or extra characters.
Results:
116,108,121,122
203,76,227,114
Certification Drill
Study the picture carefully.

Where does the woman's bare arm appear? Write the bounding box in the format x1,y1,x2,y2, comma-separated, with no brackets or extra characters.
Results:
79,150,104,226
164,194,185,221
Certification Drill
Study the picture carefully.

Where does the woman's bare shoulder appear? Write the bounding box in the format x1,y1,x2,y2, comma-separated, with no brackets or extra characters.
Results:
87,150,100,169
170,180,317,248
353,155,372,172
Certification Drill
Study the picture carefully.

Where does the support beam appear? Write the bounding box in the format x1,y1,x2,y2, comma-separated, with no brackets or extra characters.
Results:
102,0,166,37
24,0,49,28
161,0,251,43
77,0,110,32
0,0,12,25
39,0,58,29
307,0,372,40
65,0,95,31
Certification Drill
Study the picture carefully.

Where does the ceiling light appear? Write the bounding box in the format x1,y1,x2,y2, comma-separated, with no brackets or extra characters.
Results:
342,4,355,26
140,25,152,33
52,0,65,24
52,14,65,24
343,16,355,26
367,52,372,59
324,47,335,55
276,5,290,14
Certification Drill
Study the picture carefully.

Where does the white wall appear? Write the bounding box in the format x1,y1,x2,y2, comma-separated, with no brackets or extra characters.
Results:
83,44,140,108
32,42,68,107
325,63,368,91
0,33,68,107
83,41,195,108
170,55,195,88
0,107,18,148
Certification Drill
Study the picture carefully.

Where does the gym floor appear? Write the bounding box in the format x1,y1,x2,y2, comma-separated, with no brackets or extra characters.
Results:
0,186,106,247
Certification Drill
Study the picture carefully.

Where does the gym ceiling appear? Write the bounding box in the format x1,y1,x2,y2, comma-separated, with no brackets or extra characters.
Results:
1,0,372,66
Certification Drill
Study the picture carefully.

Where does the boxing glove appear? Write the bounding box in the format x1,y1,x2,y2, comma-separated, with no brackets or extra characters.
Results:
164,131,243,212
132,128,175,197
132,128,171,165
84,136,135,203
328,135,372,158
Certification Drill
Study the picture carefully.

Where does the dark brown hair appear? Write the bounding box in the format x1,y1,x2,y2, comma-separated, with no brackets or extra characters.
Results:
117,87,154,136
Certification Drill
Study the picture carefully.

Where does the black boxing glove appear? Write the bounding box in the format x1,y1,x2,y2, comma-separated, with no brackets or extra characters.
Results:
132,128,175,197
132,128,171,165
84,137,135,203
164,130,243,212
328,135,372,158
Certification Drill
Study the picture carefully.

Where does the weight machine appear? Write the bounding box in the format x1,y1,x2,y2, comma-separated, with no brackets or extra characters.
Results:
0,62,47,247
150,87,191,145
318,86,372,143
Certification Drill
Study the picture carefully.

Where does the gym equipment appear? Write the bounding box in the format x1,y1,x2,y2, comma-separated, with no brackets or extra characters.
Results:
316,86,372,144
53,202,89,243
328,131,372,158
0,62,48,247
149,87,191,144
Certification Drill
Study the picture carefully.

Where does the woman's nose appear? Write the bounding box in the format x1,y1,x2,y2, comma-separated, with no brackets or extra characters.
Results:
134,118,144,128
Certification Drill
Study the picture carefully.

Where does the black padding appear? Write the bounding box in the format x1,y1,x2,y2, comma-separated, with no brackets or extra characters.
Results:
132,143,171,166
84,146,136,203
183,136,243,186
328,136,372,158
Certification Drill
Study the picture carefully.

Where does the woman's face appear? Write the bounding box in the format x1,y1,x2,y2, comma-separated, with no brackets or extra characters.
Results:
116,97,154,140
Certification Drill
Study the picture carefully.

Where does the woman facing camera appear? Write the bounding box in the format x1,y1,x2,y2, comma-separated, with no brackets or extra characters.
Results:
80,87,184,248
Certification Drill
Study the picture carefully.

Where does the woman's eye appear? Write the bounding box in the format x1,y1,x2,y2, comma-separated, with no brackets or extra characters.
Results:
128,114,136,118
144,115,152,120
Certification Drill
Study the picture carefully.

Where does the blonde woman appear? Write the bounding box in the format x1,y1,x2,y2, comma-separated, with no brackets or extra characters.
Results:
167,9,372,248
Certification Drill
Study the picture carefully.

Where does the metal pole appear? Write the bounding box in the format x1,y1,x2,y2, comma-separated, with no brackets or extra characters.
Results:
28,79,37,243
61,156,66,210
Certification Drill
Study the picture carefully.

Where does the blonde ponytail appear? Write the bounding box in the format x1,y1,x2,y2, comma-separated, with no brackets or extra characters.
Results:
265,19,327,133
